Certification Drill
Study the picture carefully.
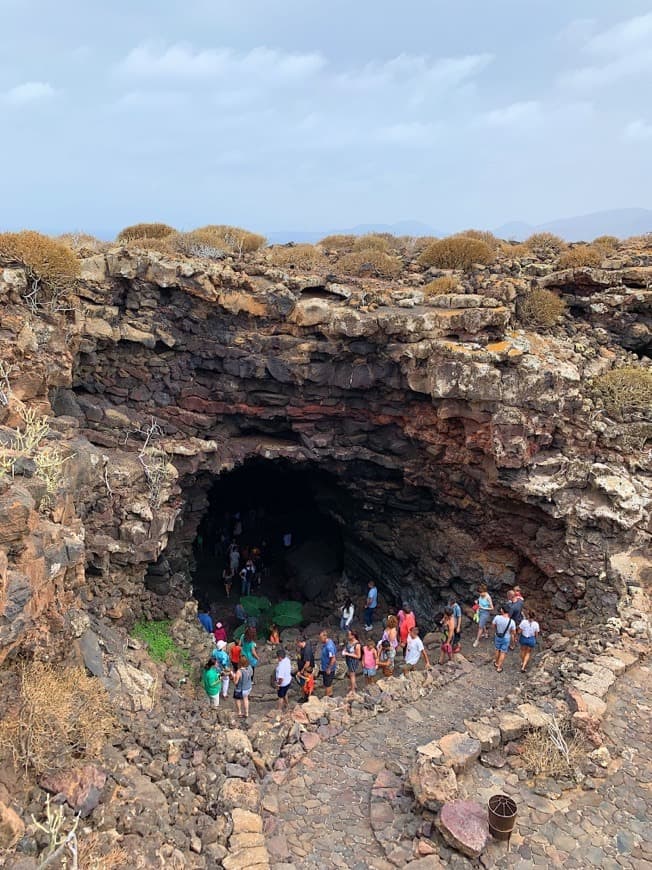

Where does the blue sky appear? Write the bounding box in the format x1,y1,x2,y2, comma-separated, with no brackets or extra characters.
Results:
1,0,651,237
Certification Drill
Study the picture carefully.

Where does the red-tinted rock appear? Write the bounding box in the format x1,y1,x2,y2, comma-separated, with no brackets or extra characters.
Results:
437,800,490,858
40,764,107,817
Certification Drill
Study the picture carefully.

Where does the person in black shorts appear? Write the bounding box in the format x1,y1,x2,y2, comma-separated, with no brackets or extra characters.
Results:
319,630,337,697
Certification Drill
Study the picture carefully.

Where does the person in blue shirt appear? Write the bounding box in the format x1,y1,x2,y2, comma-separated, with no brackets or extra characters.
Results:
319,629,337,697
448,596,463,653
212,640,231,698
197,607,213,634
364,580,378,631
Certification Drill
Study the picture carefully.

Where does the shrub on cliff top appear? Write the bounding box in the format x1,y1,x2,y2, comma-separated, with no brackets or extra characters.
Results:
337,249,402,279
452,229,501,250
116,222,175,241
269,244,326,269
592,235,620,252
318,233,356,252
352,233,396,253
518,288,567,327
422,275,460,295
524,232,566,256
591,367,652,418
0,663,115,774
193,224,266,255
557,245,603,269
0,231,79,288
418,236,495,270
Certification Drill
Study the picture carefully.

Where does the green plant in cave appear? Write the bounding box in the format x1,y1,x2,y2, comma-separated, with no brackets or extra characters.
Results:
132,619,190,670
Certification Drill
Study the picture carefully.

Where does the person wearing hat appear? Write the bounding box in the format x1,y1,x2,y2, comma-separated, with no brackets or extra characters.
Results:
275,647,292,711
212,640,231,697
213,622,227,645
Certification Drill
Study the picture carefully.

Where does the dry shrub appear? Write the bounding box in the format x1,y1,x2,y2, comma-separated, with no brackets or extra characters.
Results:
269,244,326,269
557,245,603,269
418,236,495,270
121,235,174,254
116,222,175,242
78,833,129,869
192,224,266,255
318,233,357,253
524,232,566,256
352,233,395,253
0,231,80,307
501,242,532,258
452,228,501,250
520,725,584,778
592,234,620,252
0,663,115,775
422,275,460,295
519,288,567,327
337,249,402,279
623,232,652,250
591,367,652,418
57,232,106,255
166,230,225,260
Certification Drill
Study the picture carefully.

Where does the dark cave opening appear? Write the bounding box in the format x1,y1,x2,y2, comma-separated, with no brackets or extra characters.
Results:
190,459,351,611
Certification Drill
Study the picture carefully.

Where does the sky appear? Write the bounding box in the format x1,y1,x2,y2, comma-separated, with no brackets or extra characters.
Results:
1,0,652,237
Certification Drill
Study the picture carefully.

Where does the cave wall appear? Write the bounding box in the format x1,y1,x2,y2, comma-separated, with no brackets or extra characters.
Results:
1,249,650,655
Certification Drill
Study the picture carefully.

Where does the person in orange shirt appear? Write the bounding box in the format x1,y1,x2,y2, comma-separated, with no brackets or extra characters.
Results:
398,603,416,655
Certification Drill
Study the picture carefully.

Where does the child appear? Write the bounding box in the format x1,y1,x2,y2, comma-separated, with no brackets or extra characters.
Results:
378,639,395,677
439,607,455,665
229,638,242,669
268,623,280,644
296,662,315,702
362,638,379,685
202,657,222,707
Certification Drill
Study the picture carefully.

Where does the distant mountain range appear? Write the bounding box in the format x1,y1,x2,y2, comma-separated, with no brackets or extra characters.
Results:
266,208,652,245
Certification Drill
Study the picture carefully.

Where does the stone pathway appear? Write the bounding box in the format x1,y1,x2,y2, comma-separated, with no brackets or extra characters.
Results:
262,642,515,868
262,652,652,870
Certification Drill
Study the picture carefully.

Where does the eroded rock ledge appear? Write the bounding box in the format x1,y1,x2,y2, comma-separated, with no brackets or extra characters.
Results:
0,248,650,657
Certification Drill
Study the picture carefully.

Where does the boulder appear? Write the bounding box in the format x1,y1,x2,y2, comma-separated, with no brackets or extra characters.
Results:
410,755,458,811
220,778,261,813
438,731,482,773
231,808,263,834
222,845,270,870
417,739,444,762
572,712,603,747
303,695,327,724
497,712,528,742
464,719,501,751
566,687,607,719
571,663,616,698
40,764,107,817
102,659,157,712
223,729,254,762
0,801,25,850
516,703,551,730
437,800,490,858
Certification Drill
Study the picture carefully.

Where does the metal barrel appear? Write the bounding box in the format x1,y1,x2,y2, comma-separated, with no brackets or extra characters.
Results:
488,794,517,841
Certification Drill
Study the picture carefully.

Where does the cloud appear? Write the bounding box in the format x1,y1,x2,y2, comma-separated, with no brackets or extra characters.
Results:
116,42,326,82
3,81,55,104
479,101,542,128
586,12,652,56
561,13,652,89
335,52,493,92
624,119,652,142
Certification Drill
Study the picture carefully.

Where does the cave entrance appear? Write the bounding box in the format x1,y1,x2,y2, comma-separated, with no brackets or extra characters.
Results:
191,458,347,613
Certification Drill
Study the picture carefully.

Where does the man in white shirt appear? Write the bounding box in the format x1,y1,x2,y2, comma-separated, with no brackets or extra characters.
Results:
275,648,293,711
403,626,431,672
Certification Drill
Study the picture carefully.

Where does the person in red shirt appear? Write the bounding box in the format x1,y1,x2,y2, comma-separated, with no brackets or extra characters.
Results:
398,603,416,655
229,639,241,668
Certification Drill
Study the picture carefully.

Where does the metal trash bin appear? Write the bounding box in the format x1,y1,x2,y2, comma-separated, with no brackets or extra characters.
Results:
488,794,517,842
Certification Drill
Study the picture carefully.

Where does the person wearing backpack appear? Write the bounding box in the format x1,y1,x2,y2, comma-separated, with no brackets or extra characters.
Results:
492,604,516,673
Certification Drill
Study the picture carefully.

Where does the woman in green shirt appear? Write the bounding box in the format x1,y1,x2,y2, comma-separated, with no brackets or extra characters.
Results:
202,657,222,707
241,627,259,682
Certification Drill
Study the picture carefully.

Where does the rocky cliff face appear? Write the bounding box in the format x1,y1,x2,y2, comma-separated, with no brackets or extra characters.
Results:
0,248,650,658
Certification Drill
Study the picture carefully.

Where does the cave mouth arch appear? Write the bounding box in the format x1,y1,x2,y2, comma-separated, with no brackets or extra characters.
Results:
189,457,369,612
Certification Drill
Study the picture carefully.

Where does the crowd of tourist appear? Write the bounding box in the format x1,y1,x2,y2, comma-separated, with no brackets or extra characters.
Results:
199,576,540,716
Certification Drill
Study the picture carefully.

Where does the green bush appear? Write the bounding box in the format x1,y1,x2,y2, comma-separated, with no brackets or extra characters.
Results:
116,223,175,242
591,368,652,418
240,595,272,616
132,619,189,669
418,236,495,270
271,601,304,627
518,288,567,327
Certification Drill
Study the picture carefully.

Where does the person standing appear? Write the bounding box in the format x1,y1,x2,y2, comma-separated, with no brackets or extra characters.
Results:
448,596,462,653
507,588,525,649
517,609,540,672
364,580,378,631
233,654,253,718
439,607,455,665
398,604,416,656
222,567,234,599
473,584,494,647
242,626,259,681
379,614,399,650
403,626,431,672
296,635,315,672
342,629,362,694
319,629,337,697
362,638,379,685
378,639,396,676
339,599,355,632
492,604,516,673
212,640,231,698
197,607,214,634
202,658,222,708
275,648,293,711
213,622,227,645
240,566,251,597
229,542,240,574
